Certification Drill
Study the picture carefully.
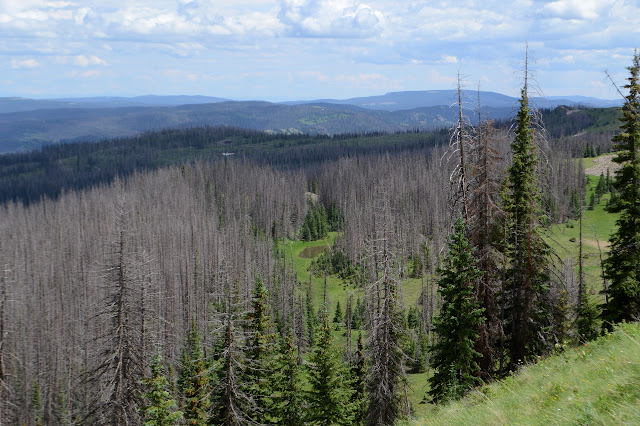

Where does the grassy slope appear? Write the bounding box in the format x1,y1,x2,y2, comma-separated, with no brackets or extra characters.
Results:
292,154,626,422
410,322,640,425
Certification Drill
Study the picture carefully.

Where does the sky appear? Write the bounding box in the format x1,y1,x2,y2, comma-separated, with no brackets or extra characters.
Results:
1,0,639,101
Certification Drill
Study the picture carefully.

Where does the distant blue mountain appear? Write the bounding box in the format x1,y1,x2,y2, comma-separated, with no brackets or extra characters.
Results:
0,95,229,114
0,90,623,153
284,90,622,111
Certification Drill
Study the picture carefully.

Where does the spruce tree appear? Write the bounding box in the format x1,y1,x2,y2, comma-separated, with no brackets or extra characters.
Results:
142,354,183,426
602,51,640,329
428,217,485,402
244,275,276,423
178,322,211,425
306,311,355,425
271,332,304,426
333,301,343,324
502,70,553,369
351,333,367,425
210,286,253,426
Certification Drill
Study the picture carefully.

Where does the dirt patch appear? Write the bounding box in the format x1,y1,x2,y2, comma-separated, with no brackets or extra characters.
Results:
582,238,610,250
585,154,622,176
298,245,328,259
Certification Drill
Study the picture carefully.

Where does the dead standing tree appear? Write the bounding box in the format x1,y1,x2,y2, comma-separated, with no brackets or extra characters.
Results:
468,91,508,380
365,192,410,426
87,193,149,425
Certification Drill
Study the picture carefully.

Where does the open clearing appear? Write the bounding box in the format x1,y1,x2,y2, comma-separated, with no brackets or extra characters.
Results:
298,244,328,258
584,153,621,176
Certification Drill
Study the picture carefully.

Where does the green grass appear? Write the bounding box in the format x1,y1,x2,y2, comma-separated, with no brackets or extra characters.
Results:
545,172,618,306
408,322,640,425
290,157,623,422
583,156,596,170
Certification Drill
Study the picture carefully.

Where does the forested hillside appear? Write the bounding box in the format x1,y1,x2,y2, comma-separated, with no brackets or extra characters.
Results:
0,57,638,425
0,117,584,424
0,95,621,154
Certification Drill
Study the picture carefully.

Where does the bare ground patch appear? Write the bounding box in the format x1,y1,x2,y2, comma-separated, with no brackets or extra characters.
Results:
298,245,328,259
585,154,622,176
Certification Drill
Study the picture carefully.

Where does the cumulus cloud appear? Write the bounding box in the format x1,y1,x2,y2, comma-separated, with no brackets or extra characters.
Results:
11,58,40,69
73,55,107,67
278,0,385,38
0,0,636,100
541,0,613,20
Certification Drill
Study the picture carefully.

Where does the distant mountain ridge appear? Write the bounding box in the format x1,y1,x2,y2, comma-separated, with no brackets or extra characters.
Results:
0,95,229,114
284,90,622,111
0,90,622,153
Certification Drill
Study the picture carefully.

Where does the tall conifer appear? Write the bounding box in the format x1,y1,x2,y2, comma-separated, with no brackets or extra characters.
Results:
602,51,640,328
271,332,304,426
178,323,210,425
428,217,484,402
142,354,183,426
502,64,553,369
306,311,355,425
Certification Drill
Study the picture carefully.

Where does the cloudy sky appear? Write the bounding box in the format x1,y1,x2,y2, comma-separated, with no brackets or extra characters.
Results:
1,0,638,101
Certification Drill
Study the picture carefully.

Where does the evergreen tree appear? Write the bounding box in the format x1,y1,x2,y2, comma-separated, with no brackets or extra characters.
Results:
306,284,317,347
141,354,183,426
576,290,600,343
244,275,276,423
306,311,355,425
271,332,304,426
502,71,553,370
33,380,44,426
351,333,367,426
428,217,485,402
333,301,343,324
602,51,640,329
178,322,211,425
210,286,253,426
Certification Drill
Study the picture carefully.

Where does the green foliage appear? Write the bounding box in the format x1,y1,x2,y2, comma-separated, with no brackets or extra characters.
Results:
178,322,211,425
306,313,356,425
428,217,485,402
32,380,44,426
270,332,304,425
502,85,553,369
575,290,600,343
602,51,640,329
333,301,343,324
302,201,329,241
306,285,317,348
409,253,424,278
310,246,359,283
244,275,277,423
351,297,365,330
352,333,367,425
141,354,183,426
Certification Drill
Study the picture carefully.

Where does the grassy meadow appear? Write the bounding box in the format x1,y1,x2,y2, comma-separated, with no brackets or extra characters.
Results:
286,154,635,423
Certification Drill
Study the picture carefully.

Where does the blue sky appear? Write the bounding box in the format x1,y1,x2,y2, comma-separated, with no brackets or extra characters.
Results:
1,0,638,101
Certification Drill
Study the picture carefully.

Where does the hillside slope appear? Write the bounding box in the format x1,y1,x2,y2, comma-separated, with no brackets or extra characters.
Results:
412,322,640,425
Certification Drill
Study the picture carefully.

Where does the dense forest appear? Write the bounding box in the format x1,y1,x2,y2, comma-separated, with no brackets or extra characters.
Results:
0,56,638,425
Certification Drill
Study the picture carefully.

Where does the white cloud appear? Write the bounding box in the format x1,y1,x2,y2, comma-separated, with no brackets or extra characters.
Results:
278,0,385,38
10,58,40,69
541,0,614,20
0,0,636,100
73,55,107,67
